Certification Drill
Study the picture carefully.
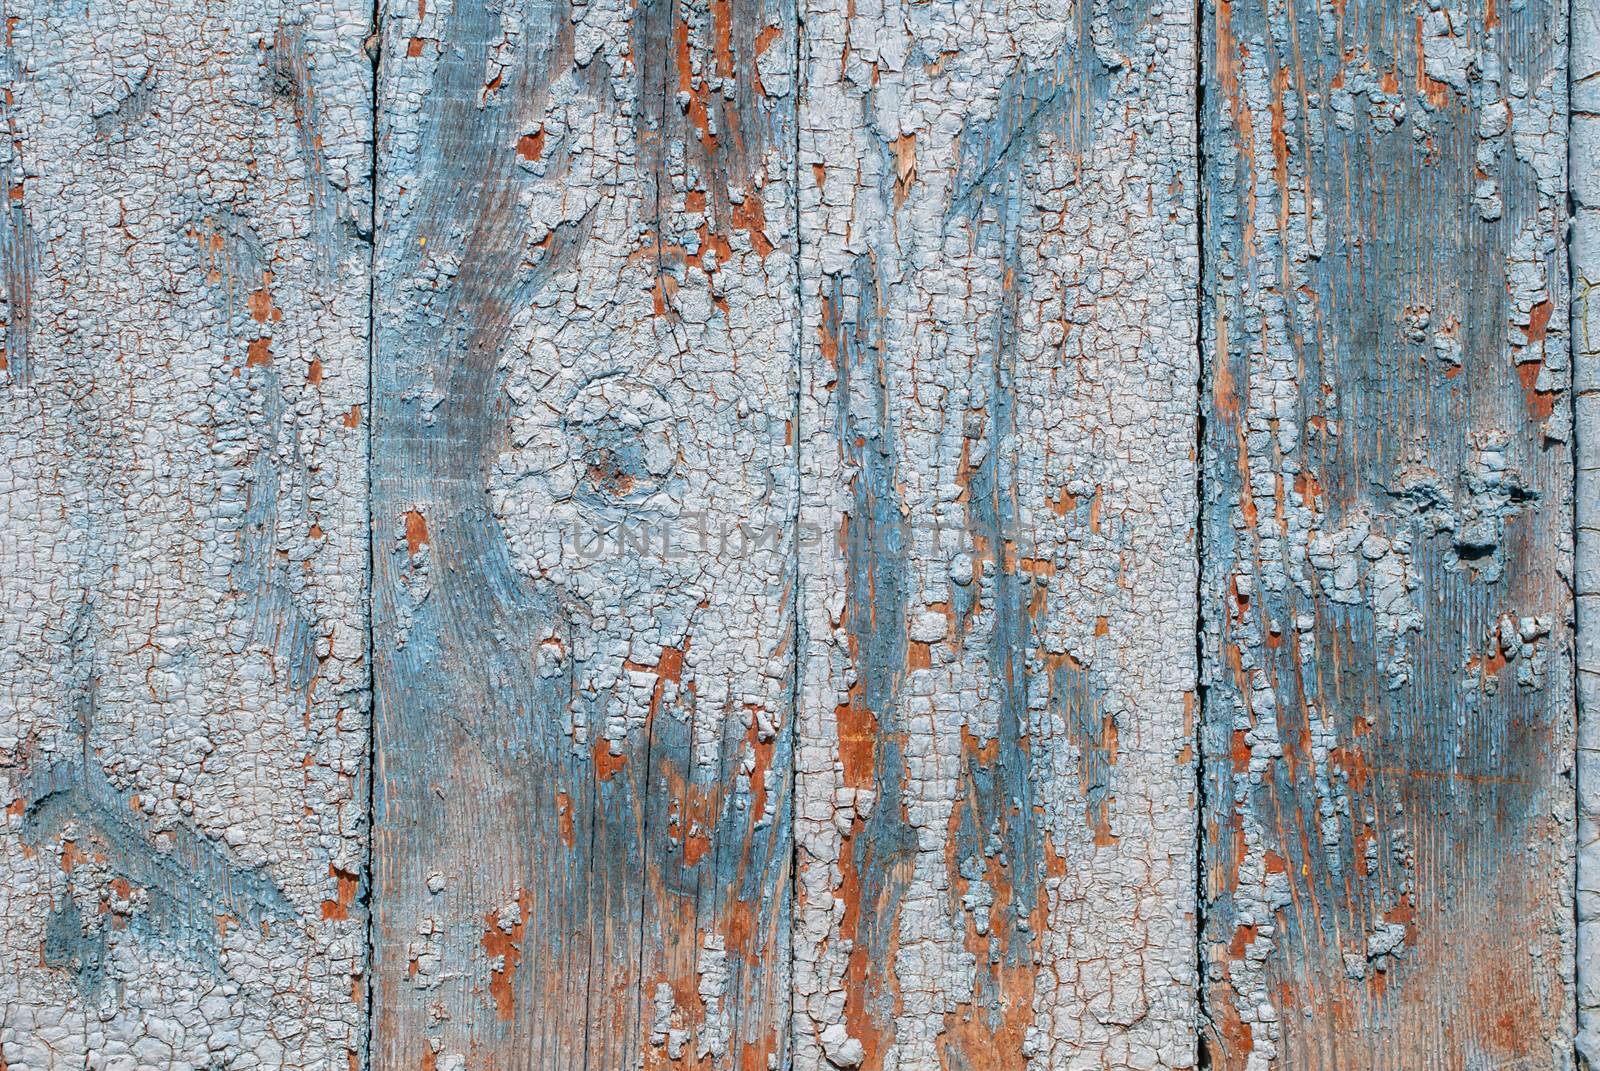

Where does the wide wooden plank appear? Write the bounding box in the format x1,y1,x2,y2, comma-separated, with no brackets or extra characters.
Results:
1198,0,1574,1060
791,1,1201,1066
369,0,798,1067
0,3,373,1069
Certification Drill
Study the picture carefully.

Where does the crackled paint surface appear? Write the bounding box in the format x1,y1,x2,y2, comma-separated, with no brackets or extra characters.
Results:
369,0,797,1068
1577,0,1600,1055
1199,0,1574,1061
0,3,373,1069
1,0,1587,1066
792,0,1200,1067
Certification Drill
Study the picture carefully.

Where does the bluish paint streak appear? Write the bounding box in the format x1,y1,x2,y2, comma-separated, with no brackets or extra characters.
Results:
832,253,918,1030
942,0,1162,982
22,636,294,976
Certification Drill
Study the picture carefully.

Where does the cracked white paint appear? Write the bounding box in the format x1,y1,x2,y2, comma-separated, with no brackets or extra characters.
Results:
0,0,1583,1065
794,0,1198,1067
0,3,372,1070
371,0,797,1065
1576,0,1600,1053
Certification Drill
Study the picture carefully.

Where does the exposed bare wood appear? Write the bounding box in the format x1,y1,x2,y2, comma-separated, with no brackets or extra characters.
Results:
1199,0,1575,1061
2,0,1587,1064
369,0,798,1067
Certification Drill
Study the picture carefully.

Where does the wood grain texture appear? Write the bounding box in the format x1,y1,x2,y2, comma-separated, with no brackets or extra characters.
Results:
369,0,798,1068
791,1,1200,1067
0,3,373,1069
1198,0,1574,1061
1575,0,1600,1052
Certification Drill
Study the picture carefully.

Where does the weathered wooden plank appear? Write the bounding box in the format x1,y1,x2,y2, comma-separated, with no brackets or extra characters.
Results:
0,3,373,1069
791,1,1200,1066
1198,0,1574,1059
369,0,798,1067
1575,0,1600,1052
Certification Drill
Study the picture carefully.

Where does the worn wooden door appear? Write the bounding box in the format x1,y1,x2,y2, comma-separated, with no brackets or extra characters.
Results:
0,0,1587,1068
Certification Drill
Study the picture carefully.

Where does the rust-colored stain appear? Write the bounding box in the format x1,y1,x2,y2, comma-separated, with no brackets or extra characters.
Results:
731,194,774,257
1269,67,1290,236
1517,306,1558,418
1414,18,1455,107
59,840,87,873
1294,468,1323,509
1228,923,1258,959
818,295,840,370
835,689,879,790
837,813,894,1071
744,713,775,825
403,510,430,555
1231,727,1251,773
623,642,689,723
481,889,531,1021
1329,745,1370,793
711,0,734,77
515,129,545,161
556,790,575,849
593,736,628,781
342,404,362,428
248,271,282,323
320,864,359,921
675,18,718,153
246,337,272,367
682,827,712,867
940,725,1049,1067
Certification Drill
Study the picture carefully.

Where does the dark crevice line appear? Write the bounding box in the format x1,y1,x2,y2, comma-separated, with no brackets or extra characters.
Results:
1192,0,1213,1064
625,3,680,1066
1570,0,1585,1059
363,3,382,1070
787,0,806,1066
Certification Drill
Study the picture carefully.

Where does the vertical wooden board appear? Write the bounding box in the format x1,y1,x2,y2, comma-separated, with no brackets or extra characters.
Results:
369,0,798,1068
792,0,1199,1067
1575,0,1600,1052
1198,0,1573,1059
0,3,373,1070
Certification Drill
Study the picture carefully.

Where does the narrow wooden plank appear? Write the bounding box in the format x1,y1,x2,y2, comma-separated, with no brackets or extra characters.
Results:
369,0,798,1067
0,4,373,1069
792,1,1200,1066
1198,0,1574,1059
1574,0,1600,1052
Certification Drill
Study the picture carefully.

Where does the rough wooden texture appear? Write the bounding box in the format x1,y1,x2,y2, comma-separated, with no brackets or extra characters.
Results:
1198,0,1574,1061
791,1,1200,1067
1576,0,1600,1052
1,0,1587,1064
369,0,797,1068
0,3,373,1069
